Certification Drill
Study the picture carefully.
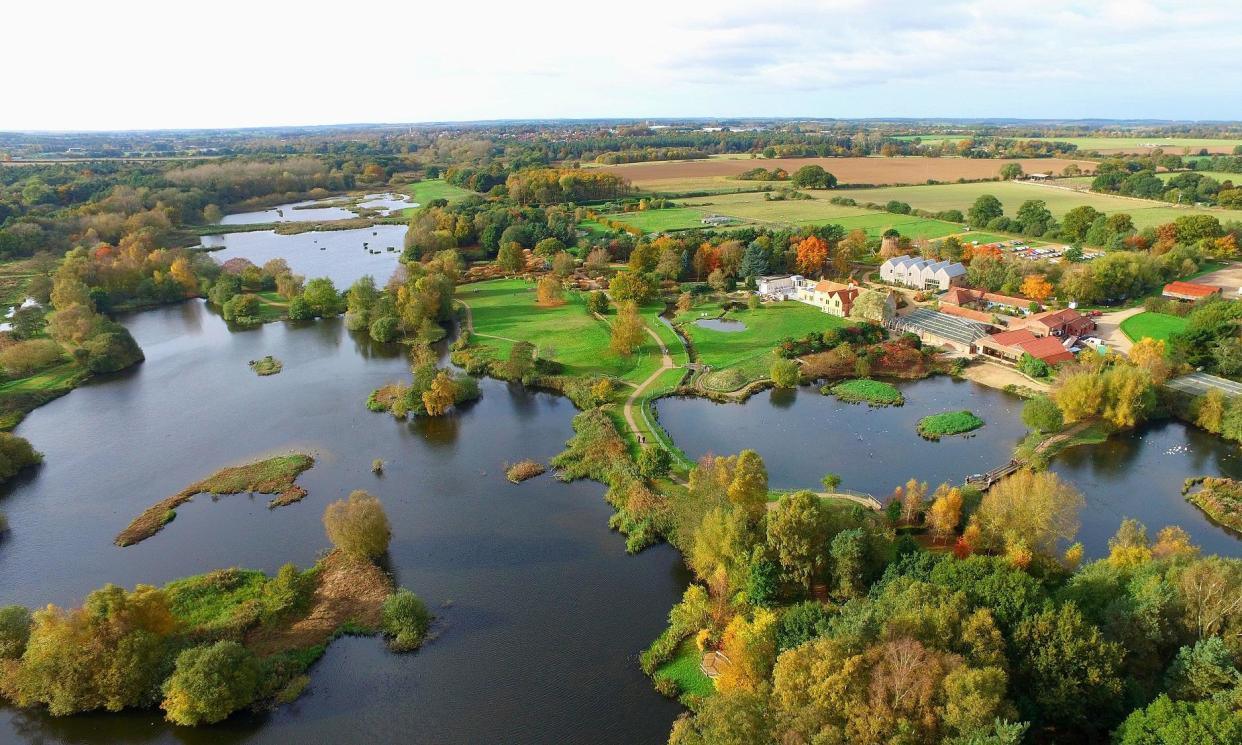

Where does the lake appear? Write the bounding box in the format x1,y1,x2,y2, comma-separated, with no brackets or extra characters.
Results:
358,192,418,215
656,376,1242,558
0,301,685,744
219,198,358,225
199,224,407,288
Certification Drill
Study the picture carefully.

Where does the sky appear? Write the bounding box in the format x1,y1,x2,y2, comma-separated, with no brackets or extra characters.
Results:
4,0,1240,131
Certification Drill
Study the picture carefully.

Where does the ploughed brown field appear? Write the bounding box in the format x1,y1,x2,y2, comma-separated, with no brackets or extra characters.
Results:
598,156,1097,188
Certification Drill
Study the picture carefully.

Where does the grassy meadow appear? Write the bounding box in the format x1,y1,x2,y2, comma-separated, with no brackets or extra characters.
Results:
1120,312,1188,343
456,278,669,386
676,301,845,389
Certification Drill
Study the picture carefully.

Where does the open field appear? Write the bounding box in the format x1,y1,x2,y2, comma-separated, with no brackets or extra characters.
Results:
1120,312,1187,344
1025,137,1242,154
1158,171,1240,183
397,179,474,215
676,302,846,386
599,156,1098,193
457,278,667,386
839,181,1242,230
695,192,963,237
596,207,731,232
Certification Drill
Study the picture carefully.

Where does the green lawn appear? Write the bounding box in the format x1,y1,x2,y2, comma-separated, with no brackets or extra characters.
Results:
0,362,85,394
397,179,475,215
599,207,723,233
457,278,665,386
654,639,715,700
677,301,846,388
661,192,964,238
838,181,1242,231
1120,312,1188,343
1025,137,1242,153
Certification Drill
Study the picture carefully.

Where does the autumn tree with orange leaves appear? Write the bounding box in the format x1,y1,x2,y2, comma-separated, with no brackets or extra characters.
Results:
795,235,829,276
1020,274,1053,302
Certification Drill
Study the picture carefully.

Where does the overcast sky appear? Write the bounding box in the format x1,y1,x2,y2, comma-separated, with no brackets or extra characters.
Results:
5,0,1239,131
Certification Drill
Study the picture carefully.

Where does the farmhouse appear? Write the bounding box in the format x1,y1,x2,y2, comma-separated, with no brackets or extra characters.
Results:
879,256,966,291
1162,281,1221,301
1023,308,1095,338
797,279,860,318
978,329,1076,366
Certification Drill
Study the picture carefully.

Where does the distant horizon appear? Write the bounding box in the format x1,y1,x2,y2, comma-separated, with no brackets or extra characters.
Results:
5,115,1242,137
4,1,1239,131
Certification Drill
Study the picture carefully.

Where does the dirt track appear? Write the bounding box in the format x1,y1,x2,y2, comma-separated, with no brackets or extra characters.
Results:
598,156,1097,187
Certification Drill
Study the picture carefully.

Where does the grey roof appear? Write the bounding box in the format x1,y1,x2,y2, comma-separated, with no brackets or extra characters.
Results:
939,262,967,277
882,255,911,268
893,308,989,346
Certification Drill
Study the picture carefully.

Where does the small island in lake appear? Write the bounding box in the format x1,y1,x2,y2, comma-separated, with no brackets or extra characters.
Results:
917,410,985,440
824,378,905,407
249,355,283,376
116,453,315,546
506,459,547,483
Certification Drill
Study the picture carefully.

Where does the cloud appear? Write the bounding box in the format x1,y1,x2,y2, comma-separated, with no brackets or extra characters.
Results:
2,0,1239,128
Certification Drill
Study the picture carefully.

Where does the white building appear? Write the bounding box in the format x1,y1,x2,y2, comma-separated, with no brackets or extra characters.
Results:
756,274,802,299
880,256,966,292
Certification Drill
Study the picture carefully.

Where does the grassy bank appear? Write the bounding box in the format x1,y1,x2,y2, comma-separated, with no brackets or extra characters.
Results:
116,453,315,546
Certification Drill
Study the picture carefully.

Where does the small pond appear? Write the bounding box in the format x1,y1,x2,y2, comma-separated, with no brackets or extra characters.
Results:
199,224,407,288
694,318,747,332
656,375,1242,558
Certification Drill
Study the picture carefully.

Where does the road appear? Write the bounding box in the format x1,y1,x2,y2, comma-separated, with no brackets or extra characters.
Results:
1093,306,1144,353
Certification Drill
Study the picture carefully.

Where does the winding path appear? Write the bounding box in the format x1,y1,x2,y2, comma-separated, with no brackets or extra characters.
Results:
457,299,522,344
622,325,676,446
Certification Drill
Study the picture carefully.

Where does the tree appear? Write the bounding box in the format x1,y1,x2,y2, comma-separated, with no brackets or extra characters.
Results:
608,270,655,303
1129,338,1171,384
535,275,564,307
941,666,1016,740
0,605,31,659
829,528,866,598
766,491,827,590
1019,274,1052,302
770,358,799,388
716,609,779,693
586,291,609,315
609,301,645,357
382,589,430,652
1022,395,1063,434
1012,602,1125,729
301,277,344,317
534,237,566,257
820,473,842,492
160,641,261,726
369,315,399,343
585,248,610,273
926,486,963,543
551,252,576,277
637,445,671,479
791,165,837,189
1061,205,1104,243
1194,389,1226,434
422,370,458,415
322,490,391,558
739,242,768,279
1114,695,1242,745
976,469,1083,556
968,195,1004,228
1000,163,1024,180
727,450,768,520
850,289,891,322
795,235,829,276
901,478,927,524
496,241,525,273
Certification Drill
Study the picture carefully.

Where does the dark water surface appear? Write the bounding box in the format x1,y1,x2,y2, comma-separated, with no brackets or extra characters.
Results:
199,224,407,288
0,301,684,744
657,377,1242,558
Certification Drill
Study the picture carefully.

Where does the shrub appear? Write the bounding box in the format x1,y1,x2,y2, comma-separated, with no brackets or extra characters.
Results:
160,641,262,726
0,432,42,483
770,358,800,388
368,315,399,343
0,339,63,377
259,563,315,623
80,328,144,374
322,490,391,559
505,459,547,483
382,589,430,652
